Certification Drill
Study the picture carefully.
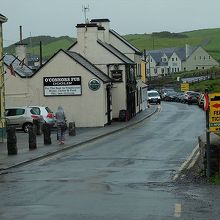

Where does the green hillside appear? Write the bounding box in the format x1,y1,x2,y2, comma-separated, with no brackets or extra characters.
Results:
4,36,76,60
4,28,220,62
124,28,220,62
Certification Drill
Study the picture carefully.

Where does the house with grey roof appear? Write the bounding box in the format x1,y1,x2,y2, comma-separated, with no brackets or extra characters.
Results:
4,55,34,77
5,49,113,127
146,44,219,77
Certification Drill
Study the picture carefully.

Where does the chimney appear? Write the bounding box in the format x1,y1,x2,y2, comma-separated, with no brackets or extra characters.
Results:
97,26,105,42
185,44,190,59
90,19,110,43
15,26,28,65
76,23,98,56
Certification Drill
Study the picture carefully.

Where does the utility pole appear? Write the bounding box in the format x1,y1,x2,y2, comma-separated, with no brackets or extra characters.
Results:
152,35,155,50
205,88,211,178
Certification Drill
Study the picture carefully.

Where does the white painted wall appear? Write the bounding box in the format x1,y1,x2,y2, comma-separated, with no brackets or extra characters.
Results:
182,47,219,71
108,65,127,118
25,51,108,127
71,26,131,118
168,52,182,73
4,67,31,107
15,45,27,65
147,55,157,77
142,86,148,110
109,33,135,61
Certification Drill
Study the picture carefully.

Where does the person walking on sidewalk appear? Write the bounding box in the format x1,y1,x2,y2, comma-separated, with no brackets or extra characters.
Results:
55,105,66,145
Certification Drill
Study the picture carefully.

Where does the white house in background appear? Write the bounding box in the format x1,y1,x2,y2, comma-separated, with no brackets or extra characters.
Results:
146,44,219,77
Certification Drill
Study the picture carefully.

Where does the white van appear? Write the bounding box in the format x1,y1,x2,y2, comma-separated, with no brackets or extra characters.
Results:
147,90,161,104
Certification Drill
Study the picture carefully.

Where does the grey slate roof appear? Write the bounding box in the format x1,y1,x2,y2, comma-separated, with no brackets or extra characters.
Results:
150,51,163,63
109,29,142,55
65,50,112,83
146,45,199,65
97,40,135,64
3,55,34,77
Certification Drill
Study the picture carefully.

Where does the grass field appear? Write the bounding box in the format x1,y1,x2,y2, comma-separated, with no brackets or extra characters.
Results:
4,28,220,62
27,38,75,60
124,28,220,62
190,79,220,92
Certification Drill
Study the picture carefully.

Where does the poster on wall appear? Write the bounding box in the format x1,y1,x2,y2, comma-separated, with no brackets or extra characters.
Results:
43,76,82,96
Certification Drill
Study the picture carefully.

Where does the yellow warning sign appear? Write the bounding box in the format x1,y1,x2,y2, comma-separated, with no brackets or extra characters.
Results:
180,83,189,92
209,93,220,132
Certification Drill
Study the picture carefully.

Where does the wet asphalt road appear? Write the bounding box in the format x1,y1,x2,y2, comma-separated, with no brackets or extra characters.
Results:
1,102,219,220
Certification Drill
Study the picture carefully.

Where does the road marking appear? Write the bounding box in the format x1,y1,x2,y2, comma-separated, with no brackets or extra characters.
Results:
172,144,199,181
174,203,182,218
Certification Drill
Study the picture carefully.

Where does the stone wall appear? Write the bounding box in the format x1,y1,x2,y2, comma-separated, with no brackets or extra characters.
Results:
198,133,220,176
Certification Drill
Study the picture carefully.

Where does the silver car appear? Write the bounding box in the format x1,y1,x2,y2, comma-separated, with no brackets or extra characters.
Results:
5,107,42,132
24,106,56,126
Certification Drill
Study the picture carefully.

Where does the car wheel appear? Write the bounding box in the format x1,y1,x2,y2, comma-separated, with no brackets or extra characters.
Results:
23,123,33,133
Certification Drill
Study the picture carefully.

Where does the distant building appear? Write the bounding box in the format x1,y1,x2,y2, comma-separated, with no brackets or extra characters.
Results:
0,13,7,141
146,44,219,77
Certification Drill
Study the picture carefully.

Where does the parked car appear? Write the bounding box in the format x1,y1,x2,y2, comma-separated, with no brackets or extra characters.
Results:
24,106,56,126
5,107,42,132
176,92,185,103
147,90,161,104
160,88,175,100
184,91,201,105
164,91,178,102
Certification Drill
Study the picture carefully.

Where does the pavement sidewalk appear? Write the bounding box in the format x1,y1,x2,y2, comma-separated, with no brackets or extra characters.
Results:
0,105,158,172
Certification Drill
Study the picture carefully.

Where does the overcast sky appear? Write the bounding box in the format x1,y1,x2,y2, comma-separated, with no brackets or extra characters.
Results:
1,0,220,46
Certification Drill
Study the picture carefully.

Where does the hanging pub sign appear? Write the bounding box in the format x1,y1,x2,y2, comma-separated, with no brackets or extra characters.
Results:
111,70,123,82
43,76,82,96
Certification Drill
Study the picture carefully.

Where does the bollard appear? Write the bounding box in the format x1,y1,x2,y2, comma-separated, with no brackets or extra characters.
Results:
42,123,51,145
28,126,37,150
69,122,76,136
33,119,42,135
7,126,17,155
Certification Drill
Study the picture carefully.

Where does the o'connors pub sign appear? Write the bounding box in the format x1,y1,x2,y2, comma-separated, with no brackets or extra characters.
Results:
43,76,82,96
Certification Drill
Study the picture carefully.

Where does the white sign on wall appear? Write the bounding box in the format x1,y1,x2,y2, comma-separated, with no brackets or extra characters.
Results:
43,76,82,96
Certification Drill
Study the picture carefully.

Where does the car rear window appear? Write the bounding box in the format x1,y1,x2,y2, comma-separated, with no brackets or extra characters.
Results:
30,108,39,115
31,107,41,115
45,107,53,113
148,92,159,97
